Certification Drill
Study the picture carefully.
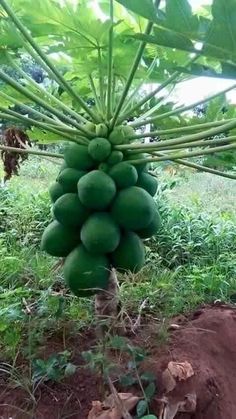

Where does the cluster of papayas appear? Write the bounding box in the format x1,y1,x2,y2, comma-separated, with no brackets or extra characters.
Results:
41,124,161,297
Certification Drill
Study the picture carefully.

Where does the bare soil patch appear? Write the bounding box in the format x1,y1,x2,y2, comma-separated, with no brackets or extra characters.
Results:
0,305,235,419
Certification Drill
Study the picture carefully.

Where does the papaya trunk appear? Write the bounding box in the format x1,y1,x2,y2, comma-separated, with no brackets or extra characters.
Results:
95,268,122,338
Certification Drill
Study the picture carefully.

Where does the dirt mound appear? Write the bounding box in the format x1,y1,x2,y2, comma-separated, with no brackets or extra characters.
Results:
0,305,235,418
149,305,236,419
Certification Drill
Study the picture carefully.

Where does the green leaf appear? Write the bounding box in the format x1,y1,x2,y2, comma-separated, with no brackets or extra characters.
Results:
115,0,158,22
136,400,148,418
26,128,68,144
174,63,236,80
203,0,236,61
120,373,137,386
144,382,156,400
165,0,199,36
64,362,77,377
132,31,196,55
140,372,156,382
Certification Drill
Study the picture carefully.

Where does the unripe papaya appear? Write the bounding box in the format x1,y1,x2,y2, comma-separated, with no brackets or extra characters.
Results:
95,123,108,137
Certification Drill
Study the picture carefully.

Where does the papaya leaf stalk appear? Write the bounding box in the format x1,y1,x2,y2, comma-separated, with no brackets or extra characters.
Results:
116,118,236,151
128,143,236,165
131,84,236,128
110,21,154,129
107,0,114,120
7,53,89,125
0,145,63,159
128,119,233,140
152,152,236,180
0,109,87,145
118,56,198,124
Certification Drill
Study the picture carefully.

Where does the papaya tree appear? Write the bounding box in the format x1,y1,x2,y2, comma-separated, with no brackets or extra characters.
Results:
0,0,236,328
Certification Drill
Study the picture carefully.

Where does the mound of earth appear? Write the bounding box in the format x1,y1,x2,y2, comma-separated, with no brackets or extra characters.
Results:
0,305,235,418
148,305,236,419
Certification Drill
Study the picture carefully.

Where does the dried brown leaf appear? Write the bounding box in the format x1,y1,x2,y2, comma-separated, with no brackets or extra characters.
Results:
167,361,194,381
88,393,139,419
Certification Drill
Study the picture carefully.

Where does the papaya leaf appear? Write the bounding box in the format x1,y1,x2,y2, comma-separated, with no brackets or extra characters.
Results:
115,0,158,22
203,0,236,62
26,128,67,144
165,0,199,36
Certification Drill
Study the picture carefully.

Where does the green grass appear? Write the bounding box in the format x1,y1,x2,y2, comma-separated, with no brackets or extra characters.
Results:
0,158,236,362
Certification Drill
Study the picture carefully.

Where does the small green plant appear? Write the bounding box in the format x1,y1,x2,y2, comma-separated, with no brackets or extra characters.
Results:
83,335,157,417
32,350,76,384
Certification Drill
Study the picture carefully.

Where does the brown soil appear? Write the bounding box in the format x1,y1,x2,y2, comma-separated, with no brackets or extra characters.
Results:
0,305,236,419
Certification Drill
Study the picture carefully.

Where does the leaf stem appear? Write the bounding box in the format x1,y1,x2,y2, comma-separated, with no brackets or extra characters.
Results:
98,46,106,115
128,143,236,165
115,118,236,151
129,119,233,140
110,21,154,129
0,69,93,137
0,109,88,145
88,74,104,118
0,144,63,159
0,91,78,133
121,56,158,116
130,83,236,128
118,55,198,124
107,0,114,120
0,0,99,122
7,53,89,125
153,152,236,179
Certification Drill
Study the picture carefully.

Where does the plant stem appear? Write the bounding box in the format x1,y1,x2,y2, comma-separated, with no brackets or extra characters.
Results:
121,56,157,115
98,46,106,115
153,152,236,179
157,136,236,151
0,90,77,132
0,0,99,122
129,119,233,140
130,83,236,128
0,69,93,137
126,136,236,154
0,145,63,159
89,75,104,118
111,74,117,113
7,53,88,125
116,118,236,151
0,109,87,145
110,21,154,129
128,143,236,165
118,55,198,124
107,0,114,120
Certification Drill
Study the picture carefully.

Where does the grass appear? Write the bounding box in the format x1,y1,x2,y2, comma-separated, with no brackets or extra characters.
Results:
0,158,235,363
